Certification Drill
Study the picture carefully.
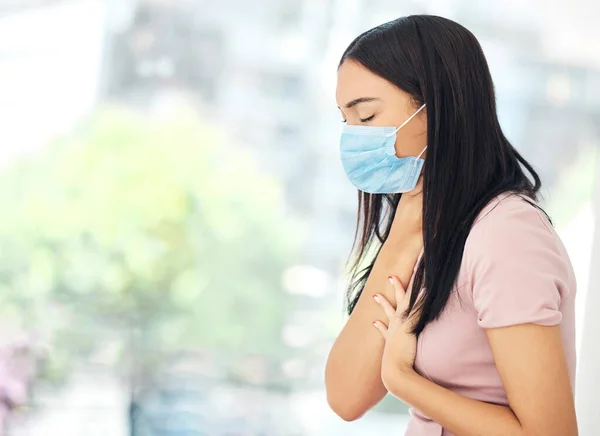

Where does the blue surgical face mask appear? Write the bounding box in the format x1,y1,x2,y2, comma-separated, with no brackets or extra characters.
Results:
340,103,427,194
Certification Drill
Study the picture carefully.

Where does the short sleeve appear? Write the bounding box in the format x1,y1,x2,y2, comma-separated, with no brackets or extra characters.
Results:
466,198,571,329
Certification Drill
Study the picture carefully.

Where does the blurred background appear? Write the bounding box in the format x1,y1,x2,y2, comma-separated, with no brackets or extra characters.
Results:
0,0,598,435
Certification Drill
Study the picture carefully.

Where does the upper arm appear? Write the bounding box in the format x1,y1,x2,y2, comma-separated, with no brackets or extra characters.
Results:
486,324,577,436
467,200,577,435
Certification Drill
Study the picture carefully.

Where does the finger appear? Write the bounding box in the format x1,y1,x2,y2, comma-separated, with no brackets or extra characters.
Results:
388,276,407,311
404,278,422,327
372,320,388,338
373,293,395,320
405,273,415,302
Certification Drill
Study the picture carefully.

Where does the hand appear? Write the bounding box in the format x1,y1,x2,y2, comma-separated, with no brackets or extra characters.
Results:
372,275,419,391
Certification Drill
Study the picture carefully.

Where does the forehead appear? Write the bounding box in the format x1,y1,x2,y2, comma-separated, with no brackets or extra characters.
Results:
336,59,396,106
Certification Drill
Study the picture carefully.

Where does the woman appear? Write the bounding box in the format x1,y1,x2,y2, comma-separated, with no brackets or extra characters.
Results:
325,15,578,436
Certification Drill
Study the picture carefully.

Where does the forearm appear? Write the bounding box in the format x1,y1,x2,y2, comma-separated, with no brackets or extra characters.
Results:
325,228,422,419
387,370,524,436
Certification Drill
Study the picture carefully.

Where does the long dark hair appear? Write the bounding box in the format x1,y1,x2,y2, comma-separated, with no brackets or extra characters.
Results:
342,15,545,335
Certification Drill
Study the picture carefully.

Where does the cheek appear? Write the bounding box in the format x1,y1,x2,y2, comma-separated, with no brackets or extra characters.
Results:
393,121,427,158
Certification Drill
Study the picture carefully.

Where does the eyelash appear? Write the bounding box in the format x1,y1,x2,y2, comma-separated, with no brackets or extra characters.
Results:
340,115,376,123
360,115,375,123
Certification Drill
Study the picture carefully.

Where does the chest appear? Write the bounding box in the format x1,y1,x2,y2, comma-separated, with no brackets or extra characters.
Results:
413,284,498,389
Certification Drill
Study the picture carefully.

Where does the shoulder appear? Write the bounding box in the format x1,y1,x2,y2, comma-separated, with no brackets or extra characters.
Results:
462,192,575,328
465,192,556,263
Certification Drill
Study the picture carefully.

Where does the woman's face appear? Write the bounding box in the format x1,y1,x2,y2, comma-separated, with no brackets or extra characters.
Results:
336,59,427,159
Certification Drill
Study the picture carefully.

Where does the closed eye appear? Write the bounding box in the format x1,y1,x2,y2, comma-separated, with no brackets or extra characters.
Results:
360,114,375,123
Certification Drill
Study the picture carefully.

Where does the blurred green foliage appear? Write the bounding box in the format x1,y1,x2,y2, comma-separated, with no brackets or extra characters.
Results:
0,105,302,386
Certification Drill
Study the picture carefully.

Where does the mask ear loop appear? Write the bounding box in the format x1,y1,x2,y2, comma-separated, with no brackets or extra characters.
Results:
385,103,427,137
412,146,428,167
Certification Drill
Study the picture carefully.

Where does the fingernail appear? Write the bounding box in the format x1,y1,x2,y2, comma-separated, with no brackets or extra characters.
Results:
388,276,394,285
373,294,380,303
373,321,379,328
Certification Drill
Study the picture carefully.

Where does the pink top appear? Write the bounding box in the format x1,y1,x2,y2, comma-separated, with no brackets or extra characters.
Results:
406,192,577,436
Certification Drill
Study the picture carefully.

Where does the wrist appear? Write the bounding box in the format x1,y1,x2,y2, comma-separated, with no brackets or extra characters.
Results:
385,366,421,401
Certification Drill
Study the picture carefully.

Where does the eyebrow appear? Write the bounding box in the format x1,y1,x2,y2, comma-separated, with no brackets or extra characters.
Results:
340,97,381,109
